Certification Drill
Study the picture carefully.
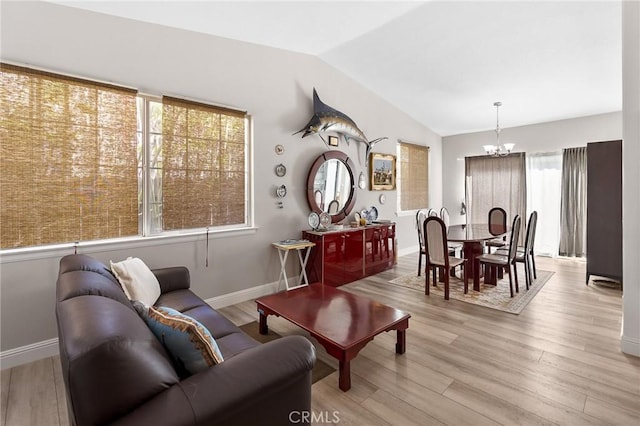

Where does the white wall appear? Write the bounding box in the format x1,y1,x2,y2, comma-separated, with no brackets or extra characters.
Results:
0,2,442,355
441,112,622,225
621,0,640,357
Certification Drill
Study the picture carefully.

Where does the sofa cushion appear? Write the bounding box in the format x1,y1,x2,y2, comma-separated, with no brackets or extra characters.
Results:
111,257,161,306
134,302,224,377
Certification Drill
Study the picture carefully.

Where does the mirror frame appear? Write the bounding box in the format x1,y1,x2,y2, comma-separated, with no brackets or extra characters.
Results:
306,151,357,223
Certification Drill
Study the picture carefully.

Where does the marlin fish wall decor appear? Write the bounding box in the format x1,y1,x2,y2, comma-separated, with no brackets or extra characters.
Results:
293,88,387,164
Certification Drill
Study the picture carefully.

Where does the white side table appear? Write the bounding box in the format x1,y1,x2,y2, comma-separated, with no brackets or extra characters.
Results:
272,240,316,291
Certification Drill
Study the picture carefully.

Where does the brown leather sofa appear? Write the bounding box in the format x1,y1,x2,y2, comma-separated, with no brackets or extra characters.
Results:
56,254,315,426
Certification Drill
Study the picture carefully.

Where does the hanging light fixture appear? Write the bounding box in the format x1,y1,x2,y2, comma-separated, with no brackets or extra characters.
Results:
483,101,515,157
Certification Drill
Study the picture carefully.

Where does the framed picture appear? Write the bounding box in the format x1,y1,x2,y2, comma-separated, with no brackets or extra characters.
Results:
369,153,396,190
328,135,339,147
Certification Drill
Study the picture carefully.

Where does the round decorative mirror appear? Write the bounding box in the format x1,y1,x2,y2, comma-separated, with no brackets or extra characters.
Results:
306,151,356,223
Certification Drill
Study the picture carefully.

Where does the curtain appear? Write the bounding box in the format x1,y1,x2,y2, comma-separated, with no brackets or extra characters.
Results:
559,147,587,257
526,152,562,256
465,152,526,244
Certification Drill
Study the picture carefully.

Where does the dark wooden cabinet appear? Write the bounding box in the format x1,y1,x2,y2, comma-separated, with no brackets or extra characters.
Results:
303,223,396,287
586,140,622,284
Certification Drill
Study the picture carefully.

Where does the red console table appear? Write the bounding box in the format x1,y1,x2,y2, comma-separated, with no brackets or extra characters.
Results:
302,223,396,287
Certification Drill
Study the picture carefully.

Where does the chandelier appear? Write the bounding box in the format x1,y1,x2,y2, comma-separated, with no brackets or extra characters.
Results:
483,101,515,157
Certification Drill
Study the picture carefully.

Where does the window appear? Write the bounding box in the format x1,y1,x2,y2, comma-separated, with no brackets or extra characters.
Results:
0,64,250,250
465,153,526,244
397,141,429,211
526,151,562,256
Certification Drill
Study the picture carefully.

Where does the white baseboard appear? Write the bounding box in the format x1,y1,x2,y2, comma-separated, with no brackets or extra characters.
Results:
621,334,640,357
0,338,59,370
398,246,419,258
204,279,282,309
0,280,284,370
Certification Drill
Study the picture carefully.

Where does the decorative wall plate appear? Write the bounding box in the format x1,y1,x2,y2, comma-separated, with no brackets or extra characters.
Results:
275,163,286,177
276,184,287,198
379,194,386,204
275,144,285,155
308,212,320,229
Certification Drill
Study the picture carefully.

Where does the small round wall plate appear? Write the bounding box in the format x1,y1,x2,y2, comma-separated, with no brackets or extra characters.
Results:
379,193,386,204
275,144,285,155
319,212,331,228
276,184,287,198
308,212,320,229
275,163,286,177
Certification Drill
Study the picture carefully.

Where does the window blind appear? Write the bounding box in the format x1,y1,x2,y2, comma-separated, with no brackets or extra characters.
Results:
161,96,246,230
0,64,138,249
399,142,429,210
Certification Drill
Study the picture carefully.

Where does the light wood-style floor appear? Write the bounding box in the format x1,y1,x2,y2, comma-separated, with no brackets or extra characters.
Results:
2,254,639,425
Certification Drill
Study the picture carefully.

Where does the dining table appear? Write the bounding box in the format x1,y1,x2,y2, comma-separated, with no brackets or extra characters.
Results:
447,223,509,290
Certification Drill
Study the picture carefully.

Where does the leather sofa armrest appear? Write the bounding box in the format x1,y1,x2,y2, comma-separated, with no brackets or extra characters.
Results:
111,335,316,426
185,335,316,425
152,267,190,293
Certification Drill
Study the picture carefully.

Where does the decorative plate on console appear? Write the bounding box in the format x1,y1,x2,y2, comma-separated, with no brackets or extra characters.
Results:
369,206,379,222
308,212,320,230
319,212,331,228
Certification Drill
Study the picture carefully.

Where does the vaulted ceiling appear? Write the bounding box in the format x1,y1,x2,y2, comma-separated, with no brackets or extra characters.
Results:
50,1,622,136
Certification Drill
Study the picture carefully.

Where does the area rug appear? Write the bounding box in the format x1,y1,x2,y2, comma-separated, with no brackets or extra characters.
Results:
389,269,554,314
239,322,335,383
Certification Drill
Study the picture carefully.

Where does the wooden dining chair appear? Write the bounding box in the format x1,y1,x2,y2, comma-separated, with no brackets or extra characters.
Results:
486,207,508,252
327,199,340,214
424,216,468,300
440,206,462,258
474,215,521,297
496,211,537,289
416,210,428,276
427,208,439,217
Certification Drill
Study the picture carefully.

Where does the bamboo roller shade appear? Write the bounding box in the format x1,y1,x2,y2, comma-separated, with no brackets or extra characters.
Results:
161,96,246,230
399,142,429,211
0,64,138,249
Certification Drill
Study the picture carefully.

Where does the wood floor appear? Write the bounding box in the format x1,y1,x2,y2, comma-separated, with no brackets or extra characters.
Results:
2,254,639,425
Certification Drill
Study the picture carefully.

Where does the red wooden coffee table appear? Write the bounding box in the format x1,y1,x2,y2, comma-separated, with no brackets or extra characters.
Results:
255,284,410,391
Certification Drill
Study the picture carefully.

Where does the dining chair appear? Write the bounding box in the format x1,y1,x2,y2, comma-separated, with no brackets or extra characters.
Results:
474,215,521,297
440,207,462,258
427,208,439,217
528,212,538,280
496,211,537,289
424,216,468,300
314,190,324,210
327,199,340,214
416,210,428,276
486,207,508,251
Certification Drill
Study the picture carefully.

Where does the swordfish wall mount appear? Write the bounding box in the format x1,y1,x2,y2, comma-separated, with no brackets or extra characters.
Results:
293,88,387,166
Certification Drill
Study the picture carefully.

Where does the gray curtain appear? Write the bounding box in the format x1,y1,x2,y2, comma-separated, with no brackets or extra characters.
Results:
559,147,587,257
465,152,527,244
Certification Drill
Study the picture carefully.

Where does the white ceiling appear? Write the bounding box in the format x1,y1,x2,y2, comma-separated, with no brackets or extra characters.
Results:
51,1,622,136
